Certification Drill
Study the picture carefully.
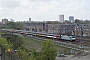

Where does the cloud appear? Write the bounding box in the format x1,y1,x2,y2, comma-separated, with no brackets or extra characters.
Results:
0,0,90,21
28,0,52,2
0,0,20,9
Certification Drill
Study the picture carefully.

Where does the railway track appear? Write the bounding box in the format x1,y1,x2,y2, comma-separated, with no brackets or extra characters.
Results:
68,39,90,47
54,38,90,47
26,34,90,47
7,30,90,47
39,36,90,47
76,38,90,47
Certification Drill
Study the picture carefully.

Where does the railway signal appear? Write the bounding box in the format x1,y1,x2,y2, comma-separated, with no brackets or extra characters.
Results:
8,48,10,52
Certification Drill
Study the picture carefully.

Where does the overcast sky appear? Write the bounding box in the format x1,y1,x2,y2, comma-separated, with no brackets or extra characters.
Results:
0,0,90,21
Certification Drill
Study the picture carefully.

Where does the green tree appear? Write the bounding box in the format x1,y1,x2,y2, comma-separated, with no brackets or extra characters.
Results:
7,22,17,29
17,23,24,30
74,19,82,23
31,49,37,59
17,47,30,60
29,49,37,60
41,40,57,60
6,36,11,43
7,22,24,30
84,20,89,24
11,35,23,49
6,35,23,49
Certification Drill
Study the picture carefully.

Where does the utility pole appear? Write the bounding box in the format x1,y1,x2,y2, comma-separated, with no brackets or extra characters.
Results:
52,26,54,41
80,27,83,48
35,26,36,39
0,23,2,37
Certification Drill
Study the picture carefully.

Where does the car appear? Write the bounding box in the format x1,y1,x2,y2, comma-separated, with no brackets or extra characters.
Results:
57,53,67,57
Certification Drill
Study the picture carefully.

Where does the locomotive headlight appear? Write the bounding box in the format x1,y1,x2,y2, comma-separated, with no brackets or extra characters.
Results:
70,36,72,37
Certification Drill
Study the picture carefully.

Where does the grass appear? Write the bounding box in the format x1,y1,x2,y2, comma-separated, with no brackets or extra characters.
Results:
2,33,84,55
22,37,42,52
21,36,73,55
56,46,71,55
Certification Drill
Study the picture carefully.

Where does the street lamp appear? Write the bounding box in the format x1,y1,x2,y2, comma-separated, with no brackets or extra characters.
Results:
52,26,54,41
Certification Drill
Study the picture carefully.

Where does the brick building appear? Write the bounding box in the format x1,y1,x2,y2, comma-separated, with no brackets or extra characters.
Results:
22,21,90,37
58,24,75,35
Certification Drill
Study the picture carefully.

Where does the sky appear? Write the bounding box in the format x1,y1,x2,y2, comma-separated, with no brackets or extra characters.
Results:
0,0,90,21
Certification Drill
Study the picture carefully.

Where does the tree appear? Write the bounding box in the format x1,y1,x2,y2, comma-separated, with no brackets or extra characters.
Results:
11,35,23,49
74,19,81,23
7,22,17,29
17,23,24,30
17,47,30,60
84,20,89,24
41,40,57,60
7,22,24,30
6,36,11,43
30,49,37,60
7,35,23,49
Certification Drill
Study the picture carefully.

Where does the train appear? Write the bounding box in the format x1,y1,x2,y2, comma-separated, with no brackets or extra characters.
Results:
5,29,75,41
56,34,75,41
28,32,76,41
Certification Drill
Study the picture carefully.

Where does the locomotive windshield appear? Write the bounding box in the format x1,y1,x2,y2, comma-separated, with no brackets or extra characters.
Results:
72,36,75,38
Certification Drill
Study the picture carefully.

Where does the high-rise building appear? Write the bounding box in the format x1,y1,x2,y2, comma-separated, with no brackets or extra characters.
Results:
59,14,64,23
2,18,8,24
29,18,31,22
69,16,74,22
